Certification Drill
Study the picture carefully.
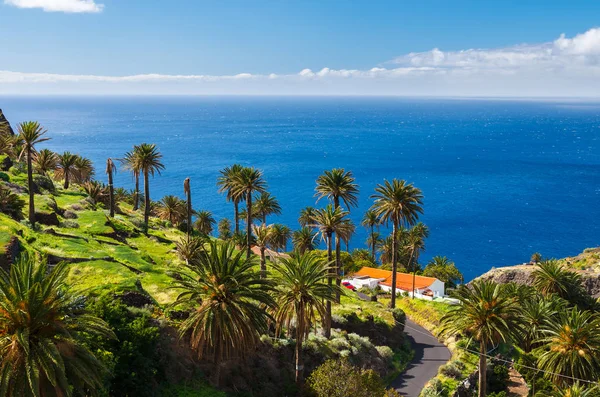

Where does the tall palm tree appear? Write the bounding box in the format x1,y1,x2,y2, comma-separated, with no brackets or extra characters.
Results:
55,151,78,189
406,222,429,298
157,195,186,225
252,224,273,278
184,178,192,238
537,309,600,387
120,149,141,211
135,143,165,228
310,204,349,338
315,168,359,297
0,253,114,396
217,164,244,234
440,280,522,397
17,121,50,226
106,158,117,217
253,191,282,225
370,179,423,308
172,241,275,386
298,206,317,227
231,166,267,259
361,209,381,261
271,252,339,385
270,223,291,252
194,210,216,236
292,227,317,254
218,218,232,240
33,148,57,176
339,218,355,253
367,231,383,262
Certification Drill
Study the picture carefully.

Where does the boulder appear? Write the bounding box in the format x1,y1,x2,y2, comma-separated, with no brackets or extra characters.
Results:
117,291,154,308
35,212,60,226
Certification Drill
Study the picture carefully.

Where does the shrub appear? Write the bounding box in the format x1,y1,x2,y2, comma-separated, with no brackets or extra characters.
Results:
487,363,510,394
63,210,78,219
376,346,394,364
9,166,21,176
307,359,387,397
440,362,462,379
33,174,55,193
0,172,9,182
420,378,444,397
60,220,79,228
0,185,25,220
488,393,508,397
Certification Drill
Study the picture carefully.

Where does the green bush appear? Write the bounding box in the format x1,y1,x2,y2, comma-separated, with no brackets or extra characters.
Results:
307,359,387,397
0,172,9,182
33,174,55,193
0,185,25,220
487,363,509,394
439,362,462,379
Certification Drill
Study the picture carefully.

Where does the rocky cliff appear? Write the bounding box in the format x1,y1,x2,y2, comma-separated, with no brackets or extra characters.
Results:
473,248,600,298
0,109,15,135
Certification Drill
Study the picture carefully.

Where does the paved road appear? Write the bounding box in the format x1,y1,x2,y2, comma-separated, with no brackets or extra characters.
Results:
390,319,451,397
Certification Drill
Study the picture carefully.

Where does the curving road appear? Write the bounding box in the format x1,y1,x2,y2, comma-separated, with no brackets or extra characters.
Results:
390,319,451,397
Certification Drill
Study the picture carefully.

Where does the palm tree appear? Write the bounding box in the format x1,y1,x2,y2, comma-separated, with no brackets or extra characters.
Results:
533,259,582,300
176,236,206,264
120,149,141,211
252,224,273,278
298,206,317,227
270,223,291,252
106,158,117,217
271,252,339,385
440,280,522,397
519,296,561,352
172,241,275,386
310,204,349,338
218,218,232,240
370,179,423,308
537,309,600,387
367,231,383,262
217,164,244,234
17,121,50,226
423,256,463,290
55,151,78,189
253,191,281,225
231,166,267,259
82,180,107,209
33,148,57,176
362,210,381,261
406,222,429,298
292,227,317,254
73,155,94,183
184,178,192,238
550,383,597,397
157,195,186,225
135,143,165,228
315,168,359,297
339,218,355,253
194,210,216,236
0,253,114,396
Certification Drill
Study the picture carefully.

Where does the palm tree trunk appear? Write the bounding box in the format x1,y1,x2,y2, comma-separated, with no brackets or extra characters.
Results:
479,340,487,397
390,222,398,308
262,214,266,226
408,248,416,299
133,173,139,211
185,178,192,239
335,234,341,303
234,200,239,234
212,339,222,387
260,246,266,279
295,309,305,386
108,165,115,218
371,226,376,261
246,191,252,259
64,168,69,189
143,170,150,229
27,148,35,226
324,232,333,338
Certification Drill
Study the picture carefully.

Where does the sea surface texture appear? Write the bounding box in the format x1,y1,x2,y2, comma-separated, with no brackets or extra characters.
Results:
2,96,599,280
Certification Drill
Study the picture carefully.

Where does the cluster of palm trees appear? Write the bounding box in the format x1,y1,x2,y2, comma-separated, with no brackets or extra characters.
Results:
441,259,600,397
173,239,340,387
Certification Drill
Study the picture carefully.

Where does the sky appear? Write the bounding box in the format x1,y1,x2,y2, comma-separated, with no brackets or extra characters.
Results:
1,0,600,96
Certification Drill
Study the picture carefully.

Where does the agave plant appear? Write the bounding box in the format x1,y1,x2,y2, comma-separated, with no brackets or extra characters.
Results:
0,253,115,396
82,180,107,209
0,185,25,220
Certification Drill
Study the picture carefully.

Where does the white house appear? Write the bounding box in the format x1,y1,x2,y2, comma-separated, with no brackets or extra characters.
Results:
345,266,445,300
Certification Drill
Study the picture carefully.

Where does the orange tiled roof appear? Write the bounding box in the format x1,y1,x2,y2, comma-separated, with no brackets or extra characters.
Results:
354,266,438,291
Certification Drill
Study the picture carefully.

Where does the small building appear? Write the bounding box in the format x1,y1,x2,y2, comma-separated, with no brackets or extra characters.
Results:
345,266,445,299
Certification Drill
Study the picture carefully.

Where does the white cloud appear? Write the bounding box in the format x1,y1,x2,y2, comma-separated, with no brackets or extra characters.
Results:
3,28,600,96
4,0,103,13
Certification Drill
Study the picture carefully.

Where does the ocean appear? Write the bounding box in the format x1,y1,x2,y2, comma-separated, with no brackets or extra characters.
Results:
1,96,598,281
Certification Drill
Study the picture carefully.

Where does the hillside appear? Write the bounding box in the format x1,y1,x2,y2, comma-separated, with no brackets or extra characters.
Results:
473,248,600,298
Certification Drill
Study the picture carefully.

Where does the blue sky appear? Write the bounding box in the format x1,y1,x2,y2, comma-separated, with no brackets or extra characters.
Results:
1,0,600,95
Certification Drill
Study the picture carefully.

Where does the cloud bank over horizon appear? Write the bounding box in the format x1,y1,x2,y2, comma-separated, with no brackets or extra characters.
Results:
4,0,103,13
3,27,600,96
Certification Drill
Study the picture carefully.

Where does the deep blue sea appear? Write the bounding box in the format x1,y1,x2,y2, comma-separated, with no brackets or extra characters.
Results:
1,96,599,280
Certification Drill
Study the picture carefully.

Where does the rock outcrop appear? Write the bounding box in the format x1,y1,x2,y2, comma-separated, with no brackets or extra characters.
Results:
0,109,15,136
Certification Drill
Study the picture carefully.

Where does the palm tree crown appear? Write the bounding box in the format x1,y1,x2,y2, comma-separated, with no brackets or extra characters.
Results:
315,168,359,209
55,151,78,189
33,148,57,176
217,164,245,234
253,192,282,225
135,143,165,228
292,226,317,254
0,254,114,396
231,166,267,258
194,210,216,236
